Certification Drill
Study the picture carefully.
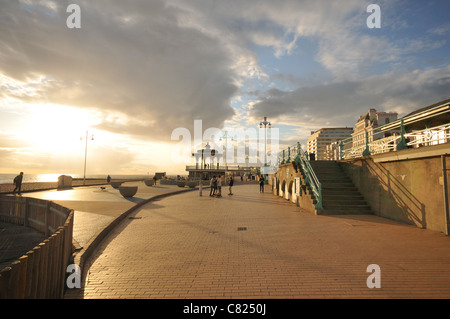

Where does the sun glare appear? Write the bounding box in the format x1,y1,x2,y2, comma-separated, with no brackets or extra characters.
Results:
19,103,100,154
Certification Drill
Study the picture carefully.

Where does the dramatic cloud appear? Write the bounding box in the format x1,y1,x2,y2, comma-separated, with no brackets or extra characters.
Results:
249,66,450,128
1,0,449,174
0,0,238,141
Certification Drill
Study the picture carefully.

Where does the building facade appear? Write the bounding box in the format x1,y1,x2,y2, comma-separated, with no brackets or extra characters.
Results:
352,109,399,148
307,127,354,160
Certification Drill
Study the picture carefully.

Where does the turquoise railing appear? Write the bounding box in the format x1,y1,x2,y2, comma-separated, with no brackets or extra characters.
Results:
279,142,323,210
339,100,450,160
277,99,450,209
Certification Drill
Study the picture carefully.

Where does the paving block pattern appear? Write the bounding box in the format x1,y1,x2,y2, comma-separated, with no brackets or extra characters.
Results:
64,184,450,299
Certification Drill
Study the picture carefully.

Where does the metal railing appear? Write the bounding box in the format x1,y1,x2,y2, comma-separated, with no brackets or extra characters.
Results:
339,100,450,160
186,164,253,171
276,100,450,209
279,142,323,209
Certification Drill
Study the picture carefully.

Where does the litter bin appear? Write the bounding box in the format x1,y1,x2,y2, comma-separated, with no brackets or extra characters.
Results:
58,175,73,189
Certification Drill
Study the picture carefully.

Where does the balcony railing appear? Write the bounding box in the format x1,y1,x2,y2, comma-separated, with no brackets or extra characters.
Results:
186,164,253,171
338,100,450,160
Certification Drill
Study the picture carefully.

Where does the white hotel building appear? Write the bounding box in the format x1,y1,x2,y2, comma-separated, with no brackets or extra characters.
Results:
307,127,354,160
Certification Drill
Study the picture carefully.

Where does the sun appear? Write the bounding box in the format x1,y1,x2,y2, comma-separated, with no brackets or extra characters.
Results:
18,103,101,154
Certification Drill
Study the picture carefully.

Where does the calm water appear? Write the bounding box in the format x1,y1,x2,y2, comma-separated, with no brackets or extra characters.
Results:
0,174,152,185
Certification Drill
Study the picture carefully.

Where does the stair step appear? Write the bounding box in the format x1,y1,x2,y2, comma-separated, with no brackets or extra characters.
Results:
322,204,370,210
315,169,344,173
322,187,359,192
310,161,339,165
318,209,373,215
317,175,350,179
303,160,373,215
323,199,367,205
323,194,365,200
320,180,353,185
321,182,354,188
316,173,347,178
316,174,350,181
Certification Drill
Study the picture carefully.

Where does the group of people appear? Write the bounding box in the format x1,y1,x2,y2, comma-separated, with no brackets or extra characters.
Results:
209,175,234,197
208,174,266,197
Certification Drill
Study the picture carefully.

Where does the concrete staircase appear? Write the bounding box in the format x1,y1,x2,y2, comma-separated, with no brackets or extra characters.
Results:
309,160,372,215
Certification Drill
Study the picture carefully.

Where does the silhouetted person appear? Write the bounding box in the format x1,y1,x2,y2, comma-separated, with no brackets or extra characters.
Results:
228,176,234,195
259,175,265,193
210,175,216,196
107,175,111,183
217,175,222,197
13,172,24,195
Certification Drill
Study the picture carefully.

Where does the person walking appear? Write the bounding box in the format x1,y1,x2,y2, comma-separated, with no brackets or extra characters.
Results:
259,174,265,193
210,175,216,196
13,172,24,195
217,175,222,197
228,176,234,195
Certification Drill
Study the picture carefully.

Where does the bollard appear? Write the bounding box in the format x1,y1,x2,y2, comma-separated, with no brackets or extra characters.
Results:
199,181,203,196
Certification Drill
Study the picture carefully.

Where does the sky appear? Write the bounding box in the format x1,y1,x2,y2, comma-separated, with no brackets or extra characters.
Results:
0,0,449,176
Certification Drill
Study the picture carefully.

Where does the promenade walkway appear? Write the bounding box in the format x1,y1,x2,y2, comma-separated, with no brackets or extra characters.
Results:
64,184,450,299
0,181,193,273
21,181,190,250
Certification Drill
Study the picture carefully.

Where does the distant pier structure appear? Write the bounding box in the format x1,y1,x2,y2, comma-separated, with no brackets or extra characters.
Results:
186,143,257,180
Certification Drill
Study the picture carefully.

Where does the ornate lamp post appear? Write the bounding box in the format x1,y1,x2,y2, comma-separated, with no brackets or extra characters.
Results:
80,130,94,185
219,130,234,171
259,117,271,184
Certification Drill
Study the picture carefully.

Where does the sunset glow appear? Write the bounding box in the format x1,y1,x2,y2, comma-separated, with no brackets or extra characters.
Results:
1,1,449,176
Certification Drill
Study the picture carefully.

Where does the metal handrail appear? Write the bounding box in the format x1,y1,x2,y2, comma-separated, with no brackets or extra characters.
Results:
339,100,450,160
279,142,323,209
185,165,253,171
297,145,323,210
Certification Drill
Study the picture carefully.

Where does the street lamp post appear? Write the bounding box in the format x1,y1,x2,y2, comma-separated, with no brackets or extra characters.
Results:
80,130,94,185
219,130,234,171
220,130,235,185
259,117,271,184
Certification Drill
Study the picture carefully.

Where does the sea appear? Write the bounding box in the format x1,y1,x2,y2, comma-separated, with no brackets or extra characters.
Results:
0,173,154,185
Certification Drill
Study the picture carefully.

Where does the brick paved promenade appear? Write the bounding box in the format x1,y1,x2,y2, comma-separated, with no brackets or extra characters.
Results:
64,184,450,299
1,181,193,273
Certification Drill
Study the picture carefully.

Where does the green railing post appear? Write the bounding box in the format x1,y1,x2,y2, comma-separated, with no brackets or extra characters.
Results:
362,130,371,157
315,182,323,210
339,140,343,160
281,142,323,210
396,119,407,150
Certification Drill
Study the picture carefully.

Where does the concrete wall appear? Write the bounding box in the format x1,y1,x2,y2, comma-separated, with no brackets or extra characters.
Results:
273,163,317,214
341,145,450,233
